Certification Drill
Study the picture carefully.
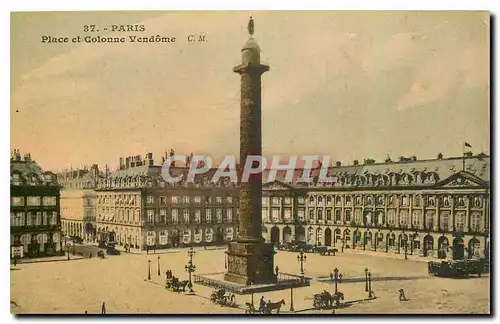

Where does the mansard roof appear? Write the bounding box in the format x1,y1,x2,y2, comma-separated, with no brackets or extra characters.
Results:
11,160,58,186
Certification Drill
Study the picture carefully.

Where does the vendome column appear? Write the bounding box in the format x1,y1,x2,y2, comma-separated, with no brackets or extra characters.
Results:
224,17,277,285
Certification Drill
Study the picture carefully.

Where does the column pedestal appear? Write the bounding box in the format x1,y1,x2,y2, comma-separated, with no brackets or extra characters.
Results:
225,241,277,285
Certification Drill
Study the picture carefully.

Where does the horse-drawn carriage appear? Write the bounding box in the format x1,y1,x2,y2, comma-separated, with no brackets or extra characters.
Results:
164,270,189,292
244,299,285,314
97,250,105,259
313,290,344,309
210,289,236,307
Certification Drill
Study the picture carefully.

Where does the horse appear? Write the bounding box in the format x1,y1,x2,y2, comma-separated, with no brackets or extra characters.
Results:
331,292,344,307
265,299,285,314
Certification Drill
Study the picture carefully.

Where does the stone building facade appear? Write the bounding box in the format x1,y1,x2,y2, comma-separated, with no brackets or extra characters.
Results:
58,164,105,242
262,154,490,261
10,150,62,258
95,153,238,250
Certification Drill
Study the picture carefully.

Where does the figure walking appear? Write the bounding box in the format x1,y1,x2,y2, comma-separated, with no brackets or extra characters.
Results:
101,302,106,314
399,289,407,301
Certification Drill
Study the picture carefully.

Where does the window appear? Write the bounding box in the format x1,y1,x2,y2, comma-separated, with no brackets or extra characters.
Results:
387,210,395,225
377,196,384,205
171,196,179,204
27,211,36,226
412,210,422,227
318,196,323,204
283,208,291,221
147,210,154,224
194,196,201,204
317,208,323,220
400,210,409,225
440,211,450,231
473,197,482,208
160,196,167,205
172,209,179,223
272,197,279,205
345,209,351,222
159,231,168,245
425,211,435,229
226,209,233,222
355,196,362,206
297,208,305,221
309,196,315,204
414,196,421,208
297,197,305,204
272,208,280,222
183,209,190,224
354,209,362,224
216,209,223,222
147,196,155,204
195,209,201,223
27,196,40,206
308,208,314,220
455,212,466,231
262,208,269,222
147,231,155,246
160,209,167,223
366,196,373,205
43,196,56,206
205,208,212,223
183,196,190,204
216,197,223,204
470,212,482,232
345,196,352,206
11,197,24,206
457,197,465,207
11,212,24,227
326,208,332,221
284,197,291,204
401,196,409,206
227,196,233,204
428,196,436,207
326,196,332,204
262,197,269,205
335,209,341,222
205,196,211,203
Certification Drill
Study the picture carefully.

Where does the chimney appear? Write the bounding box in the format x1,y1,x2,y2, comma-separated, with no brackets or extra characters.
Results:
353,160,359,165
364,158,375,165
125,157,131,169
437,153,443,160
146,152,154,166
119,158,124,170
336,161,342,167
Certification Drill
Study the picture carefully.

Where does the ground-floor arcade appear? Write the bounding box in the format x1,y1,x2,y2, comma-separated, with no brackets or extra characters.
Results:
263,224,487,260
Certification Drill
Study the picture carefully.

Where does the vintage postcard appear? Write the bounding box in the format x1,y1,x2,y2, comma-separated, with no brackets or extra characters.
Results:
10,11,490,315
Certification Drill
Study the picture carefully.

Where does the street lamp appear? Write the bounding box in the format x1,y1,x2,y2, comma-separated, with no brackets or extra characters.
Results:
368,272,373,298
297,251,307,278
333,267,339,294
157,256,161,276
364,268,369,292
289,287,295,312
185,248,196,293
148,260,151,280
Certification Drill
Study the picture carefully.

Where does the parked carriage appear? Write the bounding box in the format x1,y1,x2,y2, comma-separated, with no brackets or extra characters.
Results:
313,291,344,309
428,258,489,278
210,289,236,307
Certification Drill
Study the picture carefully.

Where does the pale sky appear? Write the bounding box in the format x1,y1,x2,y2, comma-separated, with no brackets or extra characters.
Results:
11,11,490,171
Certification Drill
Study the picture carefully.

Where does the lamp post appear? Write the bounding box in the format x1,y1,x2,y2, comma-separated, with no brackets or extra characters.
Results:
148,260,151,280
290,287,295,312
334,267,339,294
185,248,196,293
297,251,307,278
404,240,408,260
368,272,373,298
157,256,161,276
364,268,369,292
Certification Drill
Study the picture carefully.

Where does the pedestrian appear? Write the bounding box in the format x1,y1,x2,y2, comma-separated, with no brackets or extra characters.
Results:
101,302,106,314
13,258,17,267
399,289,406,301
146,246,149,255
85,311,87,314
339,274,343,283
